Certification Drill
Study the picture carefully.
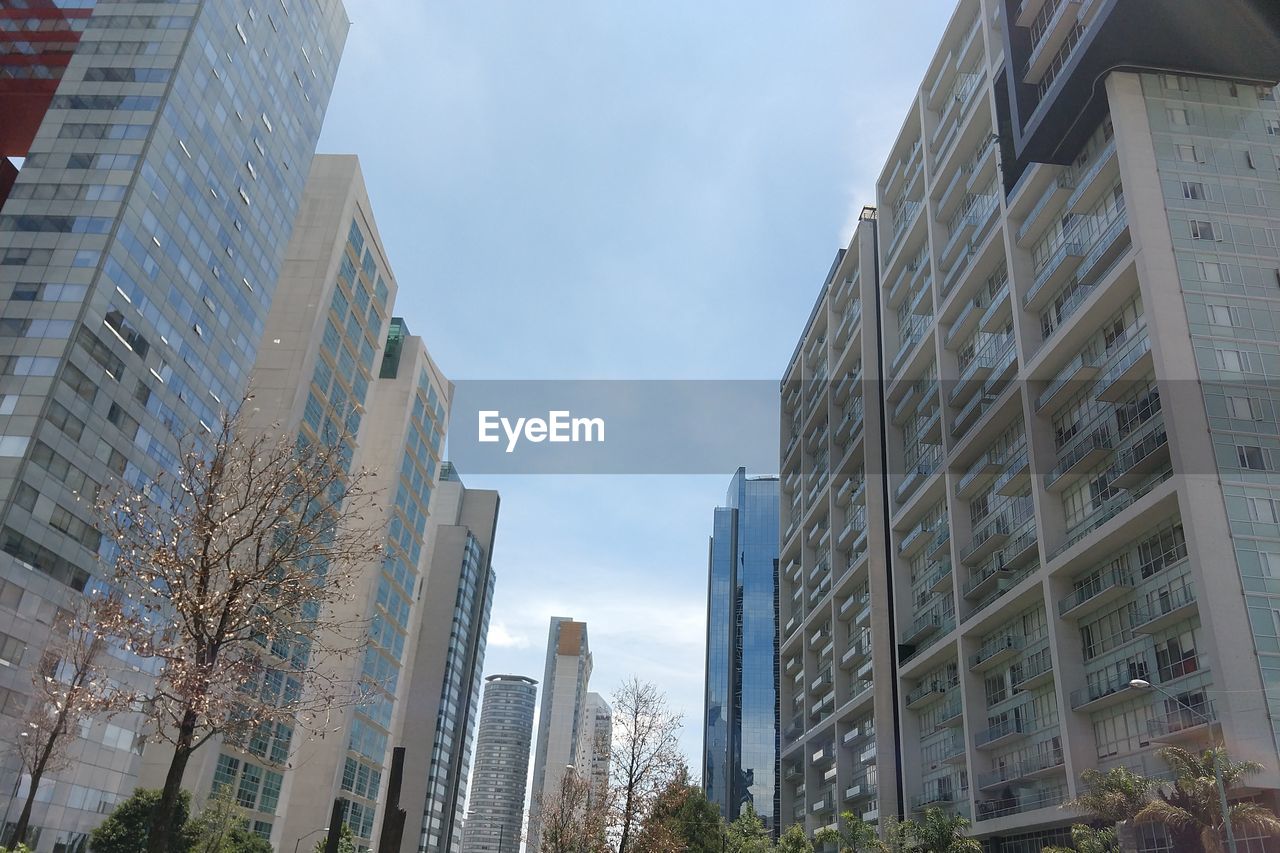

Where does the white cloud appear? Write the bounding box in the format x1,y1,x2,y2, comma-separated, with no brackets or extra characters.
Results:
487,621,531,649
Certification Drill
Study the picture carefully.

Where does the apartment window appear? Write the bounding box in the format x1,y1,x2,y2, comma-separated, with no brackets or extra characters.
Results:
0,631,25,666
1190,220,1219,241
1227,396,1261,420
1238,445,1269,470
1167,108,1190,126
1266,119,1280,137
1176,144,1200,163
1198,261,1230,283
1248,497,1279,523
1207,305,1235,327
1155,630,1199,681
1182,181,1206,200
1215,349,1249,372
1162,74,1191,92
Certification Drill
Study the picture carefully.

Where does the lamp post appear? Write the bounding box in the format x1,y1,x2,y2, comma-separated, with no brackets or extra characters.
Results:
1129,678,1237,853
293,827,330,853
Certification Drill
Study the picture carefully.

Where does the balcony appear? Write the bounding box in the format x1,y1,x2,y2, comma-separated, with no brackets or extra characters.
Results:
978,748,1065,790
1066,139,1117,214
1076,209,1131,285
1148,700,1218,742
1036,348,1102,411
845,779,875,801
1059,567,1133,619
1015,170,1075,246
962,561,1016,601
1071,670,1145,711
1112,425,1169,489
922,560,954,595
1052,491,1135,561
900,519,937,557
1095,332,1152,403
859,743,877,764
956,449,1003,499
892,316,932,375
993,449,1030,496
1044,426,1113,490
928,526,952,560
905,674,958,709
896,456,939,504
936,697,964,727
1011,647,1055,692
975,715,1036,749
951,339,1013,406
1132,585,1198,634
976,787,1065,822
840,640,871,669
911,789,955,811
1024,0,1084,83
902,611,946,645
810,670,834,693
969,635,1024,671
809,627,831,649
894,378,937,424
961,513,1011,566
1024,237,1086,311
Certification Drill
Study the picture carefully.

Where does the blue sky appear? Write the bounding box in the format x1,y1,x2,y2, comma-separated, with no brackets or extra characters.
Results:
318,0,954,769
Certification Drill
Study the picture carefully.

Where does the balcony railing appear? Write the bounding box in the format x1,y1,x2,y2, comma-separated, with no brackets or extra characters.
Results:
1058,567,1133,617
1024,237,1085,310
977,748,1065,789
1148,700,1217,739
1132,585,1197,632
1044,425,1113,489
976,786,1065,821
905,674,959,708
975,714,1037,748
969,634,1024,670
1036,348,1102,410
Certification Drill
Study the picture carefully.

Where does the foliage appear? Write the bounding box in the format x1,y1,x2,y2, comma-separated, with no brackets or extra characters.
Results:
533,766,611,853
92,400,384,853
1042,824,1120,853
186,788,272,853
775,824,816,853
1066,766,1155,825
632,770,723,853
90,789,192,853
908,808,981,853
726,804,772,853
1134,746,1280,853
610,678,684,853
815,811,880,853
313,824,357,853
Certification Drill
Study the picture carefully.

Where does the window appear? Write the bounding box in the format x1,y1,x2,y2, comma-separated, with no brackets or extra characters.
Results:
1207,305,1234,326
1167,108,1190,126
1182,181,1206,200
1176,144,1199,163
1267,119,1280,137
1248,497,1278,523
1215,349,1249,372
1190,220,1219,241
1238,445,1268,470
0,631,25,666
1227,396,1260,420
1198,261,1229,283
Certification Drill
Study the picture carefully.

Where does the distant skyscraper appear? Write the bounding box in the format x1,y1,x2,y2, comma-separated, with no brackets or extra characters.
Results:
0,3,348,849
459,675,538,853
703,469,780,831
398,464,499,853
576,692,612,794
527,617,593,852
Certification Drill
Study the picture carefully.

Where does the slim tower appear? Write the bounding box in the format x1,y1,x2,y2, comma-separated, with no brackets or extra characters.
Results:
703,468,781,830
459,675,538,853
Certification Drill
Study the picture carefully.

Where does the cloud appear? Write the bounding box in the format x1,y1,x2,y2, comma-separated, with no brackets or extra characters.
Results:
486,621,531,649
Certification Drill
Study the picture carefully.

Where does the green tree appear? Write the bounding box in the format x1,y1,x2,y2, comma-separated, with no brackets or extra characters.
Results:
906,808,980,853
815,811,881,852
776,824,816,853
90,789,192,853
185,788,272,853
1135,746,1280,853
1043,824,1121,853
1068,766,1155,825
630,772,724,853
726,804,771,853
313,824,356,853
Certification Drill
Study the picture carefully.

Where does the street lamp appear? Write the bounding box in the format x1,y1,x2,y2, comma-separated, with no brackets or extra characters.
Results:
1129,678,1237,853
293,826,330,853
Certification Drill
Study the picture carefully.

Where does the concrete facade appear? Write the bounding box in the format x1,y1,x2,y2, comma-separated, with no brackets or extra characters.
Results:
458,675,538,853
398,464,499,853
782,2,1280,850
526,618,594,852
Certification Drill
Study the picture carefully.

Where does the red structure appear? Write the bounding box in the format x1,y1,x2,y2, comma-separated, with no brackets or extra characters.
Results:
0,1,94,157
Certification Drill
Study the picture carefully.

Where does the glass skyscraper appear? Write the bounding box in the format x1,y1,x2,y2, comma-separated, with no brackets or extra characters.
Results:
703,468,780,831
0,2,349,849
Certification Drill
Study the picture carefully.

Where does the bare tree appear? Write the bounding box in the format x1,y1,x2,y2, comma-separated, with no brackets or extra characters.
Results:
530,767,611,853
609,678,683,853
93,400,384,853
9,599,134,847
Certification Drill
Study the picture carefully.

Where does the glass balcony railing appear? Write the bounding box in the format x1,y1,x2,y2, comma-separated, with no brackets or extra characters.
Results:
1059,567,1133,617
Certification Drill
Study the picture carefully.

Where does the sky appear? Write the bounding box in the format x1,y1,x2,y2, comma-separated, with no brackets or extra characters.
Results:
317,0,955,770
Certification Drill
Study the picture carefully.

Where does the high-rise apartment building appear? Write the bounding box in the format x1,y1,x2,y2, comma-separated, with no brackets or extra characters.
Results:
703,468,781,830
782,1,1280,850
398,463,499,853
527,617,595,852
459,675,538,853
0,3,348,849
134,154,453,852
